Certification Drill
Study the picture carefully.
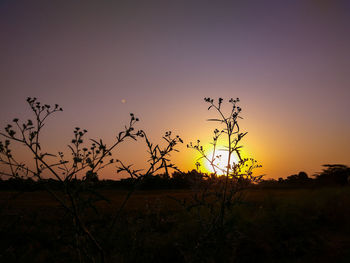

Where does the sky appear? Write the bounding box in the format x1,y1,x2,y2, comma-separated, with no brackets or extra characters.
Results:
1,0,350,180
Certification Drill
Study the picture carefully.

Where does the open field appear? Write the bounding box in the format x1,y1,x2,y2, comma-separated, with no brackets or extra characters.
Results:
1,187,350,262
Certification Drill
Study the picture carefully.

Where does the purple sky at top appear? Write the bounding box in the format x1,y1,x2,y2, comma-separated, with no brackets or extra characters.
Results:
1,0,350,179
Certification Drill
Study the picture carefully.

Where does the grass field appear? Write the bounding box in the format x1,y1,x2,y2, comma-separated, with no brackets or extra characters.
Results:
1,187,350,262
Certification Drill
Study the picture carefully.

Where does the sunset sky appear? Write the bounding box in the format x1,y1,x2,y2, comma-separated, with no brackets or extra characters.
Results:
1,0,349,179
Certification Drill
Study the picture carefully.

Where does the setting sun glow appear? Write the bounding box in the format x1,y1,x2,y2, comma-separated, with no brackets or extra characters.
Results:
204,149,240,175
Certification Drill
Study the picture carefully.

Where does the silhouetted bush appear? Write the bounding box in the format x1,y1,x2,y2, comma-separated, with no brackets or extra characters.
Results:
0,97,182,262
314,164,350,186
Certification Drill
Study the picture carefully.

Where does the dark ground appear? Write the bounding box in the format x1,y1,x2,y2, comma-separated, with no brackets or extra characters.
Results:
1,187,350,262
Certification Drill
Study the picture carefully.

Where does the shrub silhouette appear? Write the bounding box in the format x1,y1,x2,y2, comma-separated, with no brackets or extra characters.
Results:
183,97,262,260
314,164,350,185
285,171,310,184
0,97,182,262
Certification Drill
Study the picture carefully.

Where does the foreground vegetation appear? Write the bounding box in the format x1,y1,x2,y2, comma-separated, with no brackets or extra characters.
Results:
1,187,350,262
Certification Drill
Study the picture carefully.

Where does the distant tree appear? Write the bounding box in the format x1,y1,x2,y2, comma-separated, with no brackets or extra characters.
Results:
171,170,204,189
297,171,308,180
286,171,310,184
314,164,350,185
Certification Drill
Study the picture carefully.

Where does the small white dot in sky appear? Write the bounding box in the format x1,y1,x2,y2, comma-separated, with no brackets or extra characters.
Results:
121,99,126,104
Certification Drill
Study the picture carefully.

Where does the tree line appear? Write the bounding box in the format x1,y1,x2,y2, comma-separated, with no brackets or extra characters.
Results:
1,164,349,191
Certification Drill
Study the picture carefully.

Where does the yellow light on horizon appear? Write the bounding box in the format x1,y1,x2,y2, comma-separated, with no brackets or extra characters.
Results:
204,149,240,175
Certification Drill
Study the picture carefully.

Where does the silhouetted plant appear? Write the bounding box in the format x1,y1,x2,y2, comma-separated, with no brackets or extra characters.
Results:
109,130,183,231
0,97,143,262
0,97,184,262
185,97,262,259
